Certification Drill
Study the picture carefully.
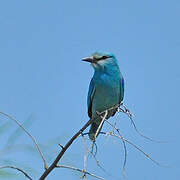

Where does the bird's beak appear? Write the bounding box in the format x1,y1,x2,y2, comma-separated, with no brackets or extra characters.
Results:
82,56,94,63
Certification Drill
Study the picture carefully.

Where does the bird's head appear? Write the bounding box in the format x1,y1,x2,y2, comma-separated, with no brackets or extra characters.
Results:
82,52,118,71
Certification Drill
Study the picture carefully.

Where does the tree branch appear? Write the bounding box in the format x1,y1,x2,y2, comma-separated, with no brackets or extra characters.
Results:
56,164,105,180
0,165,33,180
39,118,93,180
94,110,108,141
119,103,165,143
0,111,48,169
104,119,165,167
39,105,121,179
81,134,88,178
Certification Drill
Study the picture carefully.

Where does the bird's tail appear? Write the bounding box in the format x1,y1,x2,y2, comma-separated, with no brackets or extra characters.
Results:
89,120,104,141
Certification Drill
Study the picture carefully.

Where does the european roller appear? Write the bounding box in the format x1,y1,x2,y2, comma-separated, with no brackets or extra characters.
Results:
82,52,124,141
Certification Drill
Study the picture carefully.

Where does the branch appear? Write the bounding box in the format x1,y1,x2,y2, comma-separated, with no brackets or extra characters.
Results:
39,118,93,180
89,148,108,173
119,103,166,143
0,111,48,169
0,165,33,180
56,165,105,180
39,106,119,180
81,134,88,178
94,110,108,141
105,119,165,167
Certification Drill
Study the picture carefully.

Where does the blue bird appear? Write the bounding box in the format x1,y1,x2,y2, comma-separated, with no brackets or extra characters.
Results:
82,52,124,141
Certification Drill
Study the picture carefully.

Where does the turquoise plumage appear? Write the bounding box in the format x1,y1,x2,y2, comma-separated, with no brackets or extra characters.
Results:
83,52,124,141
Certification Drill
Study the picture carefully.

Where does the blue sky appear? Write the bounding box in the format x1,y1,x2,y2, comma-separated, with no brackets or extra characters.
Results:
0,0,180,179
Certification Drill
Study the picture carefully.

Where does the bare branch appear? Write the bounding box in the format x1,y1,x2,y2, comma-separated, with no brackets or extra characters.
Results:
0,111,48,170
108,121,127,176
39,118,93,180
56,165,105,180
89,149,107,173
94,110,108,141
113,133,165,166
0,165,33,180
39,103,165,179
39,106,118,180
58,144,64,149
105,119,166,167
81,134,88,179
119,103,166,143
81,135,106,179
102,121,128,174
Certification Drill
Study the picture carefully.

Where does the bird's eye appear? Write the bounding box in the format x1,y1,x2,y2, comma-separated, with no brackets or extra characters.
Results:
94,55,112,61
100,56,108,60
102,56,108,59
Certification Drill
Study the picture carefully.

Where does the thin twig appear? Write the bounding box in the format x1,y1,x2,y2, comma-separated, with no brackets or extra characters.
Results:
105,119,165,167
39,106,119,180
58,144,64,149
0,165,33,180
101,131,127,177
56,165,105,180
94,110,108,141
119,104,166,143
110,120,127,176
39,118,93,180
82,134,88,179
89,150,107,173
113,133,164,166
104,123,128,177
99,110,128,175
0,111,48,170
81,135,108,175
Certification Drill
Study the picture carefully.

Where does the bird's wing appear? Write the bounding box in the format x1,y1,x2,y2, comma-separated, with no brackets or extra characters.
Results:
87,79,96,118
119,76,124,103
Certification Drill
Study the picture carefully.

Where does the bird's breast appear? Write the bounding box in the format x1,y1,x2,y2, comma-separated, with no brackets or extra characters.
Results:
92,74,120,116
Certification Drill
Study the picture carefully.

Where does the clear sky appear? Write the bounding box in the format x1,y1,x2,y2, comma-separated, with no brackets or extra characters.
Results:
0,0,180,180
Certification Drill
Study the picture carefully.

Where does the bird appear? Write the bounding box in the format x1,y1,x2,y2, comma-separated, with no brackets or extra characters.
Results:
82,52,124,141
